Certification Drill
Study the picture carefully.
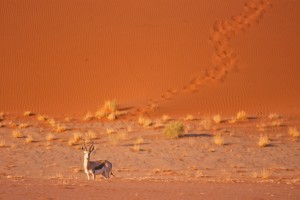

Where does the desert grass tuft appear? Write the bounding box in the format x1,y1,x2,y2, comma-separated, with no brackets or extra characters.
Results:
24,111,34,117
18,123,30,128
56,124,68,133
200,118,213,130
260,169,272,179
107,113,116,121
12,130,24,138
25,135,34,143
288,127,299,138
37,114,48,121
271,120,284,127
46,133,56,141
83,111,94,121
95,100,118,119
161,114,171,122
131,137,144,152
257,135,270,147
0,140,6,147
163,121,184,139
184,114,194,121
212,133,224,146
236,110,248,121
86,130,98,140
212,114,222,124
268,113,280,120
106,128,116,134
138,116,153,128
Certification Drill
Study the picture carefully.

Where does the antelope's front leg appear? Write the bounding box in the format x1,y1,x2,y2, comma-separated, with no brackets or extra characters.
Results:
86,173,90,180
92,173,96,180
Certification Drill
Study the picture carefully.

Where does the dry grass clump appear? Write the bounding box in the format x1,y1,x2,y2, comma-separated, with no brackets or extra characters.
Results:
107,113,116,121
0,140,6,147
18,123,30,128
212,133,224,146
108,132,128,146
288,127,299,138
24,111,34,117
254,169,272,179
131,137,144,152
257,135,270,147
212,114,222,124
271,120,284,127
95,100,118,119
256,123,267,132
83,111,94,121
46,133,56,141
161,114,171,122
268,113,280,120
55,124,68,133
138,116,153,128
236,110,248,121
47,118,57,127
163,121,184,139
200,118,213,130
184,114,194,121
12,130,24,138
86,130,98,140
0,112,5,121
37,114,48,121
106,128,116,134
68,132,83,146
25,135,34,143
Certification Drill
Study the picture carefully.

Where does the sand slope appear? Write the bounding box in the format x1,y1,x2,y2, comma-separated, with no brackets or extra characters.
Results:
0,0,299,116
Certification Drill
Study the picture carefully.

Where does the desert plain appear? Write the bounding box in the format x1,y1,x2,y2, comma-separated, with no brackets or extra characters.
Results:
0,0,300,199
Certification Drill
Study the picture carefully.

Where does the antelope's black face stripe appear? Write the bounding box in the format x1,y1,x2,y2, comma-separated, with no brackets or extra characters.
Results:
95,163,105,170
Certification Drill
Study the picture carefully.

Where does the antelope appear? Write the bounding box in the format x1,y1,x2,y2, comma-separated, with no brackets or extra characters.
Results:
82,141,114,180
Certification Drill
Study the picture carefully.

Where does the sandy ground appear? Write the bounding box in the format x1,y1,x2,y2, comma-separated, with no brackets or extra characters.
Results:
0,113,300,199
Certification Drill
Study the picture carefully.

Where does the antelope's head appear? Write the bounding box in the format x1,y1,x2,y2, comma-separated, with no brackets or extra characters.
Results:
82,140,94,160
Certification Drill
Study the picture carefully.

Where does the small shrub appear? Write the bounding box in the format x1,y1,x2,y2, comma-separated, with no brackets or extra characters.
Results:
288,127,299,138
271,120,283,127
236,110,248,121
37,115,48,121
212,114,222,124
86,130,98,140
138,116,153,128
12,130,23,138
24,111,34,117
161,115,171,122
184,114,194,121
213,133,224,146
135,137,144,145
268,113,280,120
0,140,6,147
47,118,56,127
257,135,270,147
163,121,184,139
106,128,116,134
73,132,83,143
19,123,30,128
95,100,119,119
83,111,94,121
46,133,55,141
107,113,116,121
56,124,67,133
201,119,213,130
25,135,34,143
260,169,271,179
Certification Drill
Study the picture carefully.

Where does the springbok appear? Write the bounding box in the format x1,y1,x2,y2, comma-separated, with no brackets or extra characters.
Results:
82,141,114,180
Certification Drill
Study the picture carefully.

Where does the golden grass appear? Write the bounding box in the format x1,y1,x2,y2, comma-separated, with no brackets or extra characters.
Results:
23,111,34,117
25,135,34,143
257,135,270,147
95,100,118,119
184,114,194,121
18,123,30,128
256,123,267,132
268,113,280,120
288,127,299,138
131,144,140,152
212,114,222,124
73,133,83,143
47,118,57,127
107,113,116,121
163,121,184,139
200,118,213,130
106,128,116,134
37,114,48,121
138,116,153,128
83,111,94,121
212,133,224,146
271,120,283,127
161,114,171,122
135,137,144,145
12,130,24,138
0,140,6,147
131,137,144,152
260,169,272,179
236,110,248,121
46,133,56,141
86,130,98,140
56,124,67,133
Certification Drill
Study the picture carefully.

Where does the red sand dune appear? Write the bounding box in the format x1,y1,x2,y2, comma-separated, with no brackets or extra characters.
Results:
0,0,299,117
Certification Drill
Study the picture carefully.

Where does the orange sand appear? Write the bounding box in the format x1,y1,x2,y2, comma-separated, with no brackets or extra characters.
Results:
0,0,299,117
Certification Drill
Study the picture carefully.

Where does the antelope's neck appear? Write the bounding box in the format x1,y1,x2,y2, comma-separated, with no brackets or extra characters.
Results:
83,157,90,169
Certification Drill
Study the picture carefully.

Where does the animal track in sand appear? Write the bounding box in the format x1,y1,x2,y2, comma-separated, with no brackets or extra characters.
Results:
142,0,272,113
